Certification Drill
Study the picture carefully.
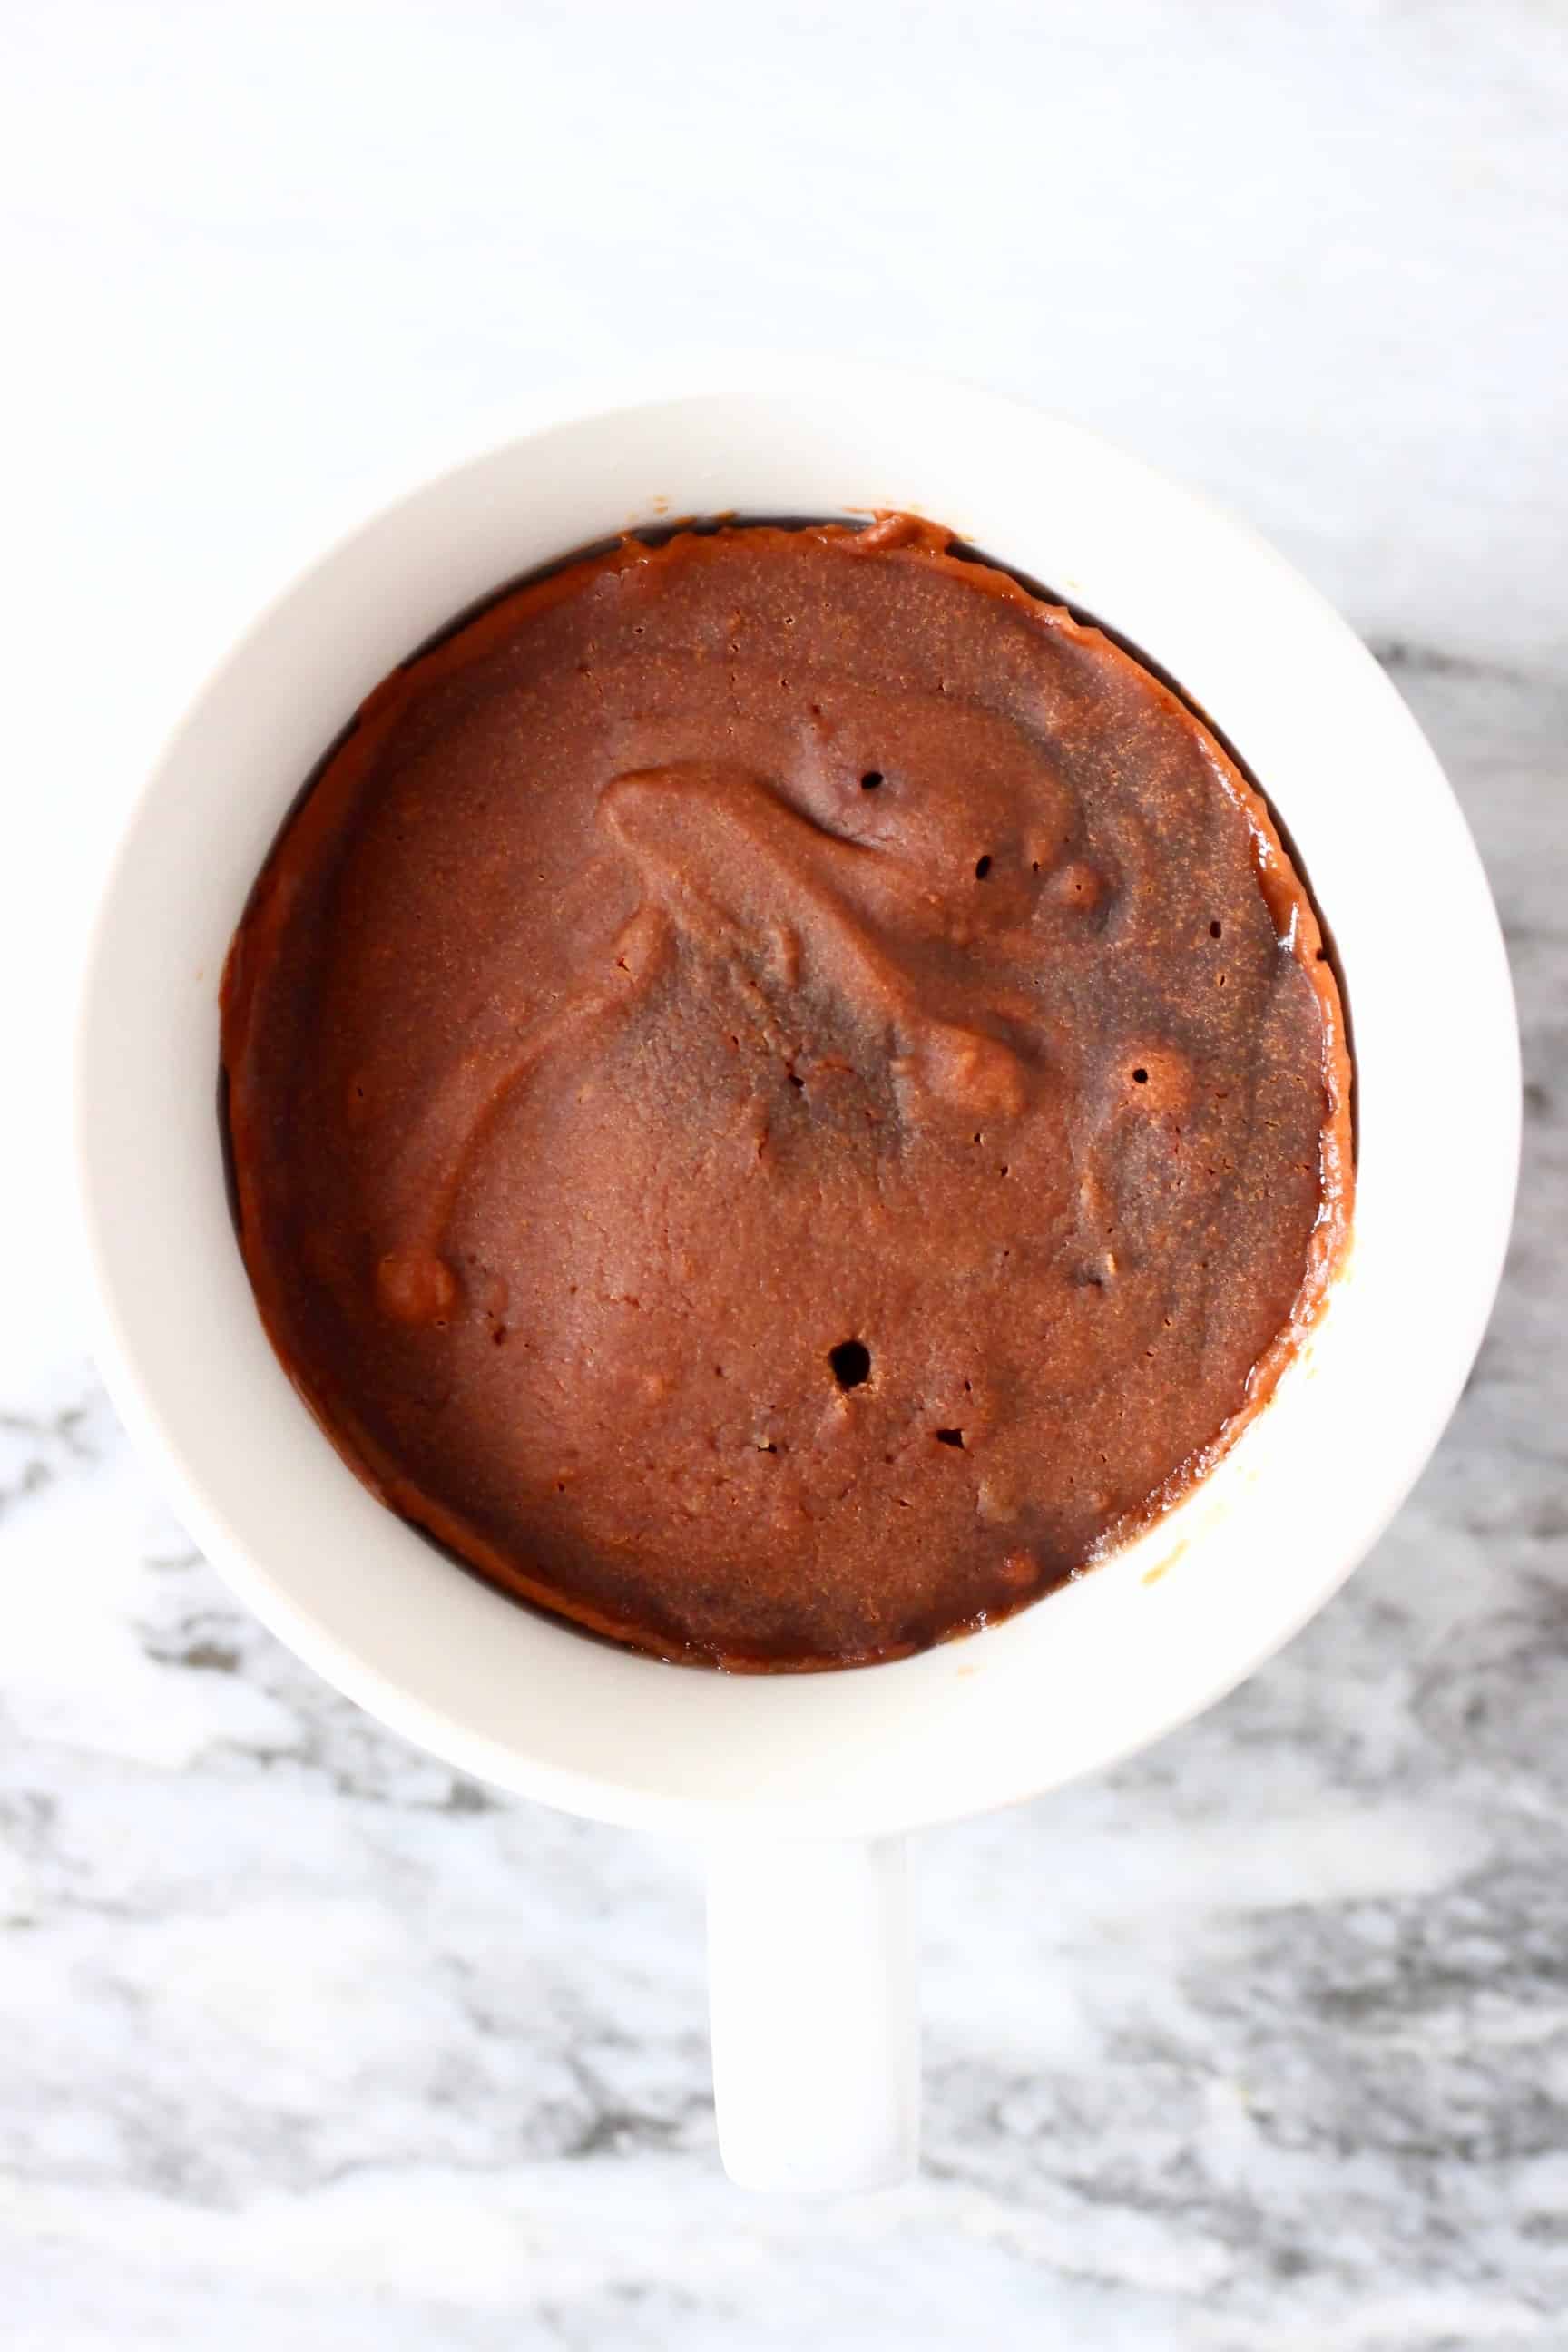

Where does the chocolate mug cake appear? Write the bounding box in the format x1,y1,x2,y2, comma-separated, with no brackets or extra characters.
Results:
221,515,1351,1670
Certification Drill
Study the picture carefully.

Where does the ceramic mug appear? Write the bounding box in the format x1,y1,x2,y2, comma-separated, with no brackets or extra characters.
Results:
75,360,1519,2193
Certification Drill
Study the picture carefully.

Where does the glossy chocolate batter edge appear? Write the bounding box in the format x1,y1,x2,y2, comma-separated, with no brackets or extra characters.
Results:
220,515,1355,1672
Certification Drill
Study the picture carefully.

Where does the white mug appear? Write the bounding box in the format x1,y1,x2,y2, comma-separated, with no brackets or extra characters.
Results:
75,360,1519,2193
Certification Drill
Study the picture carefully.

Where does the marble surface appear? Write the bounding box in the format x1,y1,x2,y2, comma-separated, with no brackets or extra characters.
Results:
4,3,1565,2343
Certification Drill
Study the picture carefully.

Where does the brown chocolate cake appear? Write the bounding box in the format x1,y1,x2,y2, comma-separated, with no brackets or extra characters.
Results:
221,516,1351,1670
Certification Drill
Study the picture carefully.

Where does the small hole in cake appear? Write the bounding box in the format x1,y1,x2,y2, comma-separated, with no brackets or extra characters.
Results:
1132,1067,1149,1084
975,854,992,879
492,1327,507,1347
1210,919,1223,939
860,770,884,791
829,1338,872,1390
936,1427,965,1448
787,1070,805,1091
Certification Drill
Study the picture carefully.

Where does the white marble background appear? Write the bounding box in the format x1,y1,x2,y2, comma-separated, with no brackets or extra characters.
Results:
3,3,1565,2343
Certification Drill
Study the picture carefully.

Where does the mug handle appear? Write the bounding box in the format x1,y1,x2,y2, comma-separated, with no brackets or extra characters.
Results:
707,1834,918,2192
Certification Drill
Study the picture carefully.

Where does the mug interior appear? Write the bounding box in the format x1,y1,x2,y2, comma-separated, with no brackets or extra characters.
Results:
76,366,1519,1836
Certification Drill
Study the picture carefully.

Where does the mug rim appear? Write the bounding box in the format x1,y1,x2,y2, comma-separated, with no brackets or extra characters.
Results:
74,359,1521,1836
